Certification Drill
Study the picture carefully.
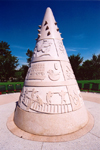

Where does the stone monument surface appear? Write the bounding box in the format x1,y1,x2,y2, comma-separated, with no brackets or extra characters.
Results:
14,7,89,136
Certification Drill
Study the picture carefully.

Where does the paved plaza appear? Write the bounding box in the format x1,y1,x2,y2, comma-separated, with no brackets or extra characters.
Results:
0,92,100,150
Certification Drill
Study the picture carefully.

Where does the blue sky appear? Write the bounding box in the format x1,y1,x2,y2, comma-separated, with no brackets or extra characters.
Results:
0,0,100,69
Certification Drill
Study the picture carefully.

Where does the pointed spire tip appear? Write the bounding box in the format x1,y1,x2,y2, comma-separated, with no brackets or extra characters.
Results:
46,7,51,10
37,7,62,41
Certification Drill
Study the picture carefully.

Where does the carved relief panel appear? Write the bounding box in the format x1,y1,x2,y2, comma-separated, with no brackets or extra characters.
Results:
47,62,60,81
26,63,45,80
26,61,65,82
19,86,72,114
54,39,69,61
60,61,75,80
67,85,83,111
31,39,58,62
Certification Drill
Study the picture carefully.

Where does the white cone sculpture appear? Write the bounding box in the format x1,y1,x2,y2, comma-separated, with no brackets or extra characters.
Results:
14,7,88,136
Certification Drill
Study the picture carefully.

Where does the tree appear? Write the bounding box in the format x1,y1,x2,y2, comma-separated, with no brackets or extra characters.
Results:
26,49,33,65
81,60,93,80
0,41,19,80
19,65,28,79
79,54,100,80
91,54,100,79
19,48,33,79
68,54,83,79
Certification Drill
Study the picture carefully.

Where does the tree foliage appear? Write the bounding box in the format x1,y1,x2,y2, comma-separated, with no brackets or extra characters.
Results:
69,54,100,80
69,54,83,79
19,65,28,79
91,54,100,79
19,49,33,79
79,60,93,80
26,49,33,65
0,41,19,80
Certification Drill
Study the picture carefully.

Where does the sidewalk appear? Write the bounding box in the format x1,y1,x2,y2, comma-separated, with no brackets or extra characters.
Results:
0,93,20,105
0,92,100,150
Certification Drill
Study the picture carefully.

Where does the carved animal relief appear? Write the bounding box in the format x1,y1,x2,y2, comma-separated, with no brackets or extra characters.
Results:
33,39,52,57
20,87,73,114
47,63,60,81
58,90,67,104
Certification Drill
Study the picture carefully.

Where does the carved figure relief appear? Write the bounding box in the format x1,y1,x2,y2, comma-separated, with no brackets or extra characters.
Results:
58,90,67,104
60,61,75,80
47,63,60,81
23,88,28,103
21,88,44,110
67,85,82,111
27,63,45,80
57,41,64,53
46,91,53,105
31,88,38,100
36,95,44,106
68,88,81,111
20,87,72,113
69,91,79,105
54,40,69,61
37,40,52,53
66,65,75,79
33,39,52,57
19,87,24,99
18,87,25,105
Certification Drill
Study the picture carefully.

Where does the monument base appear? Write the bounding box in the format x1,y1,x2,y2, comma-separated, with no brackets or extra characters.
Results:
14,105,88,136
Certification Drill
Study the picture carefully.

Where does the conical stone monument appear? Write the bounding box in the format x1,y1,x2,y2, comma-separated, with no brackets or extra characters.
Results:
14,7,89,136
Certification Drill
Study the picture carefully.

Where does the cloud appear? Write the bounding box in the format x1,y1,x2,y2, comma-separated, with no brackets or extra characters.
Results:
76,48,88,50
16,56,27,58
66,47,88,52
11,45,29,50
16,67,20,70
19,60,28,65
16,62,28,70
22,62,28,65
16,56,23,58
66,48,77,51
